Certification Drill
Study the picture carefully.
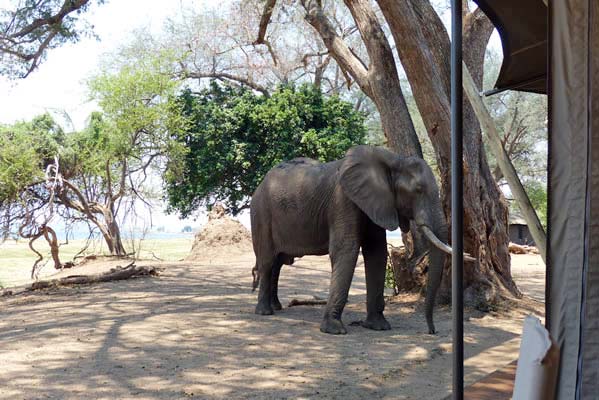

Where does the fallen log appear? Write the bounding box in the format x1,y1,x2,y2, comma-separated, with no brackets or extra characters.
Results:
508,242,540,255
29,263,160,291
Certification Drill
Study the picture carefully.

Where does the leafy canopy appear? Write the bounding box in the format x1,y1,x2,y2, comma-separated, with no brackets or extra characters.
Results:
0,114,65,202
0,52,186,248
0,0,104,78
165,83,367,216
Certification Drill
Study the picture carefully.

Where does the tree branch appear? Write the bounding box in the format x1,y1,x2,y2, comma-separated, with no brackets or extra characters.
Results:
254,0,278,45
181,67,270,96
9,0,92,39
301,0,372,96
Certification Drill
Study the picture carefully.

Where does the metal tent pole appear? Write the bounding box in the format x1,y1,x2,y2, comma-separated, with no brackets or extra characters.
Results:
451,0,464,398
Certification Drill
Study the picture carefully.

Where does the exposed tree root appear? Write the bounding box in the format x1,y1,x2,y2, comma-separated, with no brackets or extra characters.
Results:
287,298,327,307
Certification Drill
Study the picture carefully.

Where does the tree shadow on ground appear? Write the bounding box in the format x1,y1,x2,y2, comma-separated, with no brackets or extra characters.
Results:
0,255,538,399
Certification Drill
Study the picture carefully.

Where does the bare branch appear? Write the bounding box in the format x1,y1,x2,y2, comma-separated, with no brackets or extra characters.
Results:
182,68,270,96
301,0,372,96
255,0,278,45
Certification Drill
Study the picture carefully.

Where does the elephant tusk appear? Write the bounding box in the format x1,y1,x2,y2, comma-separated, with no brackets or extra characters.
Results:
420,225,477,263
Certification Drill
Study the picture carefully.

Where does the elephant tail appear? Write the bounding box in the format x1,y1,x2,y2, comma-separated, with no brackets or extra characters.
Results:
251,263,260,292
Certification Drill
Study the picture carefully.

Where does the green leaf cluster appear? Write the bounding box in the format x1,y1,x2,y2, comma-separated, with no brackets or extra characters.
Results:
87,52,186,167
1,52,185,209
1,0,105,78
165,83,367,216
0,114,65,202
511,181,548,230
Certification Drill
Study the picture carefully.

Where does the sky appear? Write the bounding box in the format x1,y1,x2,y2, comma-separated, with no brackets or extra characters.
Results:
0,0,211,130
0,0,502,233
0,0,240,233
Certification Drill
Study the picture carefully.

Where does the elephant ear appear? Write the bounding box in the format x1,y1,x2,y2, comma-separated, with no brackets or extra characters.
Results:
339,146,399,231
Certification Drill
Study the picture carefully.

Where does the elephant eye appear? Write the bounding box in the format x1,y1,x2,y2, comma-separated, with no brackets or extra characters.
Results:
410,178,423,193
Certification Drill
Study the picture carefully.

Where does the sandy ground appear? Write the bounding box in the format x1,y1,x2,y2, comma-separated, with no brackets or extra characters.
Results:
0,252,544,400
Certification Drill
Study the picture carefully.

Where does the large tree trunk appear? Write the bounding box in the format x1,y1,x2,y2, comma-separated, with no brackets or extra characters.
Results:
302,0,421,158
58,179,128,257
377,0,519,305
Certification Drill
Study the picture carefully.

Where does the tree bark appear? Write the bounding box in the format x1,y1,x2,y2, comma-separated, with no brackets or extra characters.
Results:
42,226,62,269
100,207,126,256
57,180,127,256
377,0,519,304
462,63,547,262
302,0,422,158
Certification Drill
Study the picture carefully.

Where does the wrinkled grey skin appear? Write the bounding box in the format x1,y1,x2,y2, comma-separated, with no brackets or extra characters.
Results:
250,145,448,335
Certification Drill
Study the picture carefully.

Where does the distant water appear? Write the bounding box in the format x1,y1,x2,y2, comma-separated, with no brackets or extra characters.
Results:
59,229,399,241
59,231,195,241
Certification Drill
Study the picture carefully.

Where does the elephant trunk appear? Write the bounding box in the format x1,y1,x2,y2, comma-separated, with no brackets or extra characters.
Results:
415,202,448,334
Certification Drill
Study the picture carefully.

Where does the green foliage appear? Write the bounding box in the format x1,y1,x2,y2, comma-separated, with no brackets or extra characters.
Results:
385,259,396,290
1,0,104,78
87,52,186,163
511,181,548,229
165,83,367,216
1,53,186,247
0,114,65,202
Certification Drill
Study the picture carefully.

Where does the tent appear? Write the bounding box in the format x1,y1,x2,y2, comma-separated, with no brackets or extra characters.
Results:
451,0,598,398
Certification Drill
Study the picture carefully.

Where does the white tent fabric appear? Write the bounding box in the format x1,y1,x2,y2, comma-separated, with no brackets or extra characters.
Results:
549,0,599,398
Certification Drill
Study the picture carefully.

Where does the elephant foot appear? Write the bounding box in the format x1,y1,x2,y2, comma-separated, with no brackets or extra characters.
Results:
255,302,274,315
320,317,347,335
270,296,283,311
271,297,283,311
428,325,436,335
362,313,391,331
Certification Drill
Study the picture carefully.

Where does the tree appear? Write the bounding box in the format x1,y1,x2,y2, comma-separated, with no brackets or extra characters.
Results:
377,0,519,302
254,0,519,305
484,50,547,183
0,0,104,78
520,181,547,229
0,114,66,272
0,53,185,260
164,82,367,216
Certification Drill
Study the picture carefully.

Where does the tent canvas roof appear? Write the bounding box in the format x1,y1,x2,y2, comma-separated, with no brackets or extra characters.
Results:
473,0,548,94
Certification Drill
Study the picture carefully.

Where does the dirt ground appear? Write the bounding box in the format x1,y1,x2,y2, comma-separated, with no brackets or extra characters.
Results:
0,252,544,400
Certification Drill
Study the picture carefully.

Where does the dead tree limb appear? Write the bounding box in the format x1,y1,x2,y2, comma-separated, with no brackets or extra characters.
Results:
29,263,160,291
462,63,547,262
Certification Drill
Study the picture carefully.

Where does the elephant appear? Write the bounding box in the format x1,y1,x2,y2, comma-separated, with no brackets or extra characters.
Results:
250,145,463,335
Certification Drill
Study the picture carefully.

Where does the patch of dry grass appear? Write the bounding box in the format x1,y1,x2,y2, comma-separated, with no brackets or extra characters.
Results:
0,237,193,287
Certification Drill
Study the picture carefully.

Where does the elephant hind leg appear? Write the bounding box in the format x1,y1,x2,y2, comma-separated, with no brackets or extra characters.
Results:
255,255,286,315
252,263,259,291
270,258,284,311
255,256,276,315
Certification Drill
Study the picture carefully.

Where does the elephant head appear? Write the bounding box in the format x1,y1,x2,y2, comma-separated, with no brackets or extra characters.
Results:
339,145,468,334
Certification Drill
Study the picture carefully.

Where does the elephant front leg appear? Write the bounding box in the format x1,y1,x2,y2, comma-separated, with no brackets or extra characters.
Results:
361,227,391,331
320,245,359,335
